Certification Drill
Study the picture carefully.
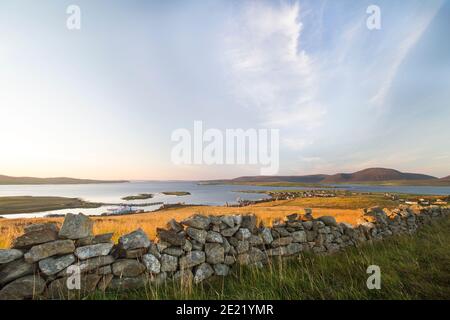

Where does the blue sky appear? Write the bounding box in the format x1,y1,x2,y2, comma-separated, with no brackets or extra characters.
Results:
0,0,449,179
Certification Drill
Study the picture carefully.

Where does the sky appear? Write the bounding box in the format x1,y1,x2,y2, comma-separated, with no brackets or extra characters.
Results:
0,0,449,180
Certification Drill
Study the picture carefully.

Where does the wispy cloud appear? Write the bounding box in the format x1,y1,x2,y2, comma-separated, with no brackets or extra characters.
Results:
223,1,325,131
370,2,443,107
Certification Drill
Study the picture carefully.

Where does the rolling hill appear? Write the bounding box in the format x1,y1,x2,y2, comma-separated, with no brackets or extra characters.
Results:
0,175,128,185
204,168,445,185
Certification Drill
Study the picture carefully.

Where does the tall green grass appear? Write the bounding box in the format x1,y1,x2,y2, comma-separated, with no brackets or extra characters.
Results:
90,217,450,300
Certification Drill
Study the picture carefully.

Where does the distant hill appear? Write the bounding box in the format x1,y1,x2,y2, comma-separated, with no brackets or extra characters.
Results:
320,168,436,183
0,175,128,185
204,168,443,185
440,175,450,181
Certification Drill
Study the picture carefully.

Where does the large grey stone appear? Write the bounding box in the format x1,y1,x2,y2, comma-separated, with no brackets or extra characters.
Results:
24,222,58,234
0,249,23,264
186,227,207,244
38,254,76,276
205,243,224,264
0,275,46,300
59,213,93,240
75,243,114,260
92,233,114,244
0,259,35,286
160,254,178,272
179,250,205,269
234,228,252,240
112,259,146,277
118,228,151,250
271,237,293,247
181,215,211,229
220,226,239,237
261,228,274,244
142,253,161,274
166,219,184,232
77,255,115,273
47,274,101,299
291,231,307,243
163,247,184,257
206,231,223,243
12,228,59,249
213,264,230,276
107,275,148,290
157,228,186,246
24,240,75,263
241,215,257,232
194,263,214,283
220,216,235,228
318,216,339,227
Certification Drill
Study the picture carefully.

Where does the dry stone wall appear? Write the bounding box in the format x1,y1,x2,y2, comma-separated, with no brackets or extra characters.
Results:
0,205,448,300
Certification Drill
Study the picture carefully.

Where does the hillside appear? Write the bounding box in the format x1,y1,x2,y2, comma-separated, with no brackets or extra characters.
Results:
0,175,128,185
203,168,441,185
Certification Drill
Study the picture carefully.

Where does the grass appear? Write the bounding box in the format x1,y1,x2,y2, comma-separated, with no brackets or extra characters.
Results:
0,196,101,215
89,216,450,300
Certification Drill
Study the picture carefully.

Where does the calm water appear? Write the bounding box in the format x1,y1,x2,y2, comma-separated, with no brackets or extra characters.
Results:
0,181,449,219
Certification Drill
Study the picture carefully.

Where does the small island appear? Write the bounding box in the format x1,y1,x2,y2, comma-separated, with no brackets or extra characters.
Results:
121,193,154,201
162,191,191,196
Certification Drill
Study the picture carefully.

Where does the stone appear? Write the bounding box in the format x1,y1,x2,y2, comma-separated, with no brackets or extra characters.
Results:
241,215,257,232
156,241,170,252
163,247,184,257
267,246,288,256
12,228,59,249
248,235,263,246
97,265,112,275
0,259,35,286
179,251,206,269
0,249,23,264
205,243,224,264
77,255,115,273
59,213,93,240
318,216,339,227
272,237,293,247
0,275,46,300
47,274,101,299
166,219,184,232
186,227,207,244
302,221,313,230
221,237,231,253
142,254,161,274
75,243,114,260
248,247,267,263
157,228,186,246
221,226,239,237
75,236,94,247
224,255,235,265
261,228,274,244
97,274,114,291
206,231,223,243
24,240,75,263
286,243,302,255
160,254,178,272
38,254,76,276
233,215,243,225
107,275,148,290
183,239,193,252
236,240,249,254
122,247,148,259
181,215,211,230
291,231,307,243
118,228,151,250
173,269,194,283
112,259,146,277
24,222,58,234
194,263,214,283
220,216,235,228
214,264,230,276
92,233,114,244
234,228,252,240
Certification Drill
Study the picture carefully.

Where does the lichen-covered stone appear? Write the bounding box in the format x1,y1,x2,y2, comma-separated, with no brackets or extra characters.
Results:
59,213,93,240
142,253,161,274
38,254,76,276
160,254,178,272
194,263,214,283
0,275,46,300
24,240,75,263
118,228,151,250
186,227,207,244
181,215,211,229
205,243,224,264
0,249,23,264
112,259,146,277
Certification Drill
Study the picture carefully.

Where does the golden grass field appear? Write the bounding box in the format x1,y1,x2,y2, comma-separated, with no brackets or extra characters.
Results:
0,194,399,248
